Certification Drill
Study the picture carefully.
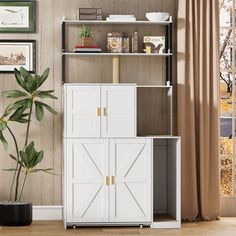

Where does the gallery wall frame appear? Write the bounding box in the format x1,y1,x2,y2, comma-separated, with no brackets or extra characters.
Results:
0,0,36,33
0,40,36,73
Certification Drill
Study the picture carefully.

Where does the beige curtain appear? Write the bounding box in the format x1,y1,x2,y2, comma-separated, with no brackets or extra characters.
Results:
177,0,220,220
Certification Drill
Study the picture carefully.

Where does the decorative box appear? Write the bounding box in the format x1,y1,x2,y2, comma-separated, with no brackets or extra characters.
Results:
143,36,166,54
107,32,129,53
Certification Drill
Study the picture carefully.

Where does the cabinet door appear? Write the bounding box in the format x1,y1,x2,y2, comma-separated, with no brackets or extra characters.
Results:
65,139,109,223
101,85,136,138
65,86,101,138
109,139,152,223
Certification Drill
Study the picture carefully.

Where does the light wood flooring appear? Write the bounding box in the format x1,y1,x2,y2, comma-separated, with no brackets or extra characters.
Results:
1,218,236,236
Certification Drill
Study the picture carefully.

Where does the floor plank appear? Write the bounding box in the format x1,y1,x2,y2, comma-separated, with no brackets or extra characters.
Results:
1,218,236,236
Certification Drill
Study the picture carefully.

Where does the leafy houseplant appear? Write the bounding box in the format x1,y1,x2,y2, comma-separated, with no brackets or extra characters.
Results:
80,25,94,46
0,67,57,226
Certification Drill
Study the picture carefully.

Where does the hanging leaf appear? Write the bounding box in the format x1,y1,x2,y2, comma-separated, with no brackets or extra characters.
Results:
3,90,28,98
37,68,50,88
35,101,44,121
0,131,8,150
35,101,57,115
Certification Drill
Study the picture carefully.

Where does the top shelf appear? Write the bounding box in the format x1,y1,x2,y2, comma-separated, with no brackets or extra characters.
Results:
62,18,173,26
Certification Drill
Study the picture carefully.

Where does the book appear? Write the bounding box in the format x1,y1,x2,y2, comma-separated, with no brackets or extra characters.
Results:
74,45,102,53
106,17,136,22
109,15,135,18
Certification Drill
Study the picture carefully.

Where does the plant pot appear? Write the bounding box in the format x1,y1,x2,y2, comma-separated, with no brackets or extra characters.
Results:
0,202,32,226
80,37,93,46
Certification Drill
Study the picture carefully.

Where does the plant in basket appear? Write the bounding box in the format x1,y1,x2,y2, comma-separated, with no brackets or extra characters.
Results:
79,25,94,46
0,67,57,226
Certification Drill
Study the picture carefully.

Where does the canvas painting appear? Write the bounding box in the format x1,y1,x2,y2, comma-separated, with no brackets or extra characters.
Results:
0,6,29,28
0,40,36,73
0,1,35,33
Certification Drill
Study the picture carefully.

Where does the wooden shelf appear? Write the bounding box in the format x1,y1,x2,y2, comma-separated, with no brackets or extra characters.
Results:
63,19,173,25
62,52,173,57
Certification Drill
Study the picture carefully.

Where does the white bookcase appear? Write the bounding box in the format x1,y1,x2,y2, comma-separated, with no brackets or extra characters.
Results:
62,16,180,230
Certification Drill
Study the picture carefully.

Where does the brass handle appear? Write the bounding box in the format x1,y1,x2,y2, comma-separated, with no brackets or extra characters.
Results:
102,107,107,116
97,107,101,117
105,176,109,186
111,176,115,185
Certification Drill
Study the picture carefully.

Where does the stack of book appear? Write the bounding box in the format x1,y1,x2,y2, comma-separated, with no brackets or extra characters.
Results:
106,15,136,22
74,45,102,53
79,8,102,20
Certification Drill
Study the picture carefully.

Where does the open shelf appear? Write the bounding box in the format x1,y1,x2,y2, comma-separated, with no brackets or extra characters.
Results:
63,19,173,26
137,87,172,136
152,138,181,228
62,52,172,57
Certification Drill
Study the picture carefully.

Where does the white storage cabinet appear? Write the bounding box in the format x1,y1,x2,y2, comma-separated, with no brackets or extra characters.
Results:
64,138,152,226
64,84,136,138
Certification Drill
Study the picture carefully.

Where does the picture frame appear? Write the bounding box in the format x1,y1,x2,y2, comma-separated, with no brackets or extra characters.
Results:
0,0,36,33
0,40,36,73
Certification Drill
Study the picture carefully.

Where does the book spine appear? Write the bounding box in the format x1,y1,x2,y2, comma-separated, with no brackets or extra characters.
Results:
131,32,138,53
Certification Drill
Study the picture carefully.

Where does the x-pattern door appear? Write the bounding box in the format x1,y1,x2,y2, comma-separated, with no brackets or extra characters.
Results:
66,139,109,223
109,139,152,222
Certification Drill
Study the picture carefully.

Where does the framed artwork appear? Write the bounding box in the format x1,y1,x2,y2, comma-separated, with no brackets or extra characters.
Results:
0,40,36,73
0,1,36,33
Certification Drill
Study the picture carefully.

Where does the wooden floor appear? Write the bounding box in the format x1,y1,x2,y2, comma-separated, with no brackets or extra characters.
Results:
1,218,236,236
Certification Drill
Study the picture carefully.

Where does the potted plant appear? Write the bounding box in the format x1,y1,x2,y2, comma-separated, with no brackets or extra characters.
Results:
0,67,57,226
80,25,94,46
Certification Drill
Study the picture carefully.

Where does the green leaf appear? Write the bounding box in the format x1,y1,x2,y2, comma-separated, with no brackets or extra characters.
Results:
0,131,8,150
9,105,28,123
35,101,44,121
9,154,23,165
0,120,7,131
3,90,28,98
20,67,30,79
14,68,28,92
3,168,18,172
2,103,17,117
37,68,50,88
34,90,58,100
30,168,55,175
36,101,57,115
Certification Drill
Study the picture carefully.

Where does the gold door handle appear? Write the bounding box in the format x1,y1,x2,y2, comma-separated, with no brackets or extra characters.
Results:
105,176,109,186
102,107,107,116
97,107,101,117
110,176,115,185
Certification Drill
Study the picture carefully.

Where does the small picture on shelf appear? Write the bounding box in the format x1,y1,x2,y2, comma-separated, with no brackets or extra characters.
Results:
143,36,166,54
107,32,129,53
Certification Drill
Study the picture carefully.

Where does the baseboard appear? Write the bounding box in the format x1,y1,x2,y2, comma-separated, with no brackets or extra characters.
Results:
33,205,63,220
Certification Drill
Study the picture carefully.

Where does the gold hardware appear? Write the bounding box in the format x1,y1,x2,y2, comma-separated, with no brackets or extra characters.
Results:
111,176,115,185
97,107,101,116
102,107,107,116
106,176,109,186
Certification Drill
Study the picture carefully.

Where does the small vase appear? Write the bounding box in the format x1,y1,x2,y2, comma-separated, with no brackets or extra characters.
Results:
80,37,93,46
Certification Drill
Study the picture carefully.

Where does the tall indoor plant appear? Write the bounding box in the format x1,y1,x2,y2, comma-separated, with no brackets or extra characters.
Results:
0,67,57,226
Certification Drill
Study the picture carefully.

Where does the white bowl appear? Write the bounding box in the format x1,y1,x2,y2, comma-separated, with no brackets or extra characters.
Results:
146,12,170,22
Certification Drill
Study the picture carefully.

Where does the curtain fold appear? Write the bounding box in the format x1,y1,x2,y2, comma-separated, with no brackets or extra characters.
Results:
177,0,220,221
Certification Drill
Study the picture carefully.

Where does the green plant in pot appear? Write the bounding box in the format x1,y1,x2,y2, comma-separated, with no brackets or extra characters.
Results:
80,25,94,46
0,67,57,226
